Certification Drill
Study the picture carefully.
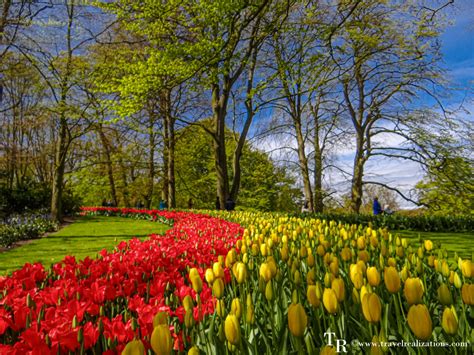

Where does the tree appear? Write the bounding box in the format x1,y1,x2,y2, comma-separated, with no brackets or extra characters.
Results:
331,0,446,213
174,121,300,211
98,0,292,209
417,156,473,215
268,1,348,212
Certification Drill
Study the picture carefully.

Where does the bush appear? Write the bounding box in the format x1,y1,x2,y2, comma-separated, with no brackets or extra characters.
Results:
295,212,474,232
0,184,83,219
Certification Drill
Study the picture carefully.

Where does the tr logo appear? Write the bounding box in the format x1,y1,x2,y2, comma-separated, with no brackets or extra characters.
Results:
324,331,348,353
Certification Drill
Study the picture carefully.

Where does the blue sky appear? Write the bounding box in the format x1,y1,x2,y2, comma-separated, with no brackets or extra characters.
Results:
441,0,474,104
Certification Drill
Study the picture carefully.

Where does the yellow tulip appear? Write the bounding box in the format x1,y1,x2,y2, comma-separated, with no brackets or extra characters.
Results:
340,247,352,261
225,249,237,268
441,307,458,335
356,260,367,274
367,267,380,287
461,260,472,278
330,259,339,276
265,281,273,301
403,278,424,305
190,274,202,294
352,287,360,304
361,293,382,323
152,312,168,327
231,298,242,319
323,288,338,314
407,304,432,341
150,325,173,355
331,278,345,302
280,244,289,260
358,250,369,263
122,339,145,355
441,261,450,278
320,345,337,354
357,236,366,250
246,294,255,324
212,278,225,299
234,262,247,284
424,240,433,251
350,264,364,289
188,346,200,355
204,268,214,284
216,299,225,317
437,283,452,305
259,263,272,282
306,268,316,285
453,272,462,289
307,285,320,307
288,303,307,337
370,335,383,355
307,253,315,267
461,284,474,305
384,267,400,293
293,270,302,285
224,314,241,345
213,262,225,279
182,295,194,312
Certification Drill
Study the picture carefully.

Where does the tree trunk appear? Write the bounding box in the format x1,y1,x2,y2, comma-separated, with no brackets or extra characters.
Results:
212,82,230,210
161,89,176,208
145,119,155,209
97,125,118,206
167,117,176,208
313,138,324,213
351,147,365,214
294,119,314,212
51,119,67,222
230,48,258,202
312,101,324,213
161,99,169,205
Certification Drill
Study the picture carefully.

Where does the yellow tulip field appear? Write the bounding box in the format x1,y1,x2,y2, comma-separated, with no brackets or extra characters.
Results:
190,211,473,354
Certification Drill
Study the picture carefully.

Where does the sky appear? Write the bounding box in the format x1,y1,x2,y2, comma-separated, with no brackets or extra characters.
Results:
255,0,474,209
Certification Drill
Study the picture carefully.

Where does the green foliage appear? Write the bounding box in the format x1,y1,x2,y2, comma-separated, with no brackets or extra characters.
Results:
416,157,474,215
0,182,81,217
174,122,300,211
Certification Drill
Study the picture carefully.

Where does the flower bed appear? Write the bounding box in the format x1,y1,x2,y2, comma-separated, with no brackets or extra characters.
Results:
0,212,58,248
0,208,242,354
1,208,472,354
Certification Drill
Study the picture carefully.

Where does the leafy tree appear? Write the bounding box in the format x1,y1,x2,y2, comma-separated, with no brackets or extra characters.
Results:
416,156,474,215
174,121,300,211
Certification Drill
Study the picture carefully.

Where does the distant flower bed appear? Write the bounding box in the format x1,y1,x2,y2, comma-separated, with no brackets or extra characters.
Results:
0,212,58,248
0,208,242,354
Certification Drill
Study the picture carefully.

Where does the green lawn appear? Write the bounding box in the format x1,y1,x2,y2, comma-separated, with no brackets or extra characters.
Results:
395,230,474,260
0,216,168,275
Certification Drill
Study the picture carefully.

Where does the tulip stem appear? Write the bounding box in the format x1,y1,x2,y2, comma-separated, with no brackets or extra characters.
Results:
392,294,403,336
397,293,407,324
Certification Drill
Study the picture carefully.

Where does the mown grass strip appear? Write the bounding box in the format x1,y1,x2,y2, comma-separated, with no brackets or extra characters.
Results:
0,215,168,275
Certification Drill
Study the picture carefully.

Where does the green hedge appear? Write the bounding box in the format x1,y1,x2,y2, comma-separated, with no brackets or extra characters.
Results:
295,212,474,232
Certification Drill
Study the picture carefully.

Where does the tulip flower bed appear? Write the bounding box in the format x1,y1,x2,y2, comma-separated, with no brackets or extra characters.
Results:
0,209,243,354
1,208,473,354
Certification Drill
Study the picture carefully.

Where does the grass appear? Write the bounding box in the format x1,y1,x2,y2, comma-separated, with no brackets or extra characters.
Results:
0,216,168,275
395,230,474,260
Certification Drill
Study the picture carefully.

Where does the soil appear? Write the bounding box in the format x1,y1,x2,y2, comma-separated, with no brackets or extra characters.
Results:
0,217,76,253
